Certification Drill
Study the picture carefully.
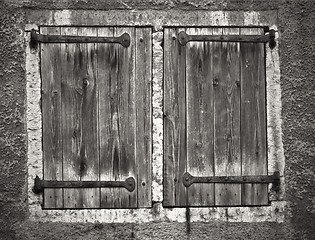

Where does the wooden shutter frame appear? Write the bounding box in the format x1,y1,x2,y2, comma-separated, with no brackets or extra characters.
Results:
163,27,273,207
39,26,152,209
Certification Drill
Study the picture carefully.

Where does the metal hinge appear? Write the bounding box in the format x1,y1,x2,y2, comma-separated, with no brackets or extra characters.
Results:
182,171,280,192
32,176,136,193
30,29,130,48
178,29,276,49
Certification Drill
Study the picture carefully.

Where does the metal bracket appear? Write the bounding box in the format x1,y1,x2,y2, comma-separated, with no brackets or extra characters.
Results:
32,176,136,193
182,171,280,191
30,29,130,48
268,29,276,49
178,29,276,49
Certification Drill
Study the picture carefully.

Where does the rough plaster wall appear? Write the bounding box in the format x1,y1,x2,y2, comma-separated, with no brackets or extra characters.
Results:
0,0,314,239
14,222,291,240
279,1,315,239
0,1,28,239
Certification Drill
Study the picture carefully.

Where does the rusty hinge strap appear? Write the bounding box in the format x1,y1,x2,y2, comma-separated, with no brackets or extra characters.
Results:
178,29,276,49
183,171,280,189
32,176,136,193
30,29,130,48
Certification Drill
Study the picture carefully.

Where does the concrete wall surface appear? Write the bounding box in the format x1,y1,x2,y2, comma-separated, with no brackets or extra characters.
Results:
0,0,314,239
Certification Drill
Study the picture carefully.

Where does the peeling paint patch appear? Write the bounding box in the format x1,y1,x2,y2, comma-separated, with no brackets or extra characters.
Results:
152,31,164,202
26,10,278,28
25,31,43,209
244,11,260,25
53,10,72,25
226,202,285,222
266,26,285,200
28,202,286,223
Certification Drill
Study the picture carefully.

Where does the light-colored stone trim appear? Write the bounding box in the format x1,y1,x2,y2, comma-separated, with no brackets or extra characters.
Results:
25,10,278,30
26,10,285,223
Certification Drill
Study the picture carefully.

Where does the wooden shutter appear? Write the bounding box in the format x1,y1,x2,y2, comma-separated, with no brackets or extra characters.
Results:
41,26,152,209
163,27,267,207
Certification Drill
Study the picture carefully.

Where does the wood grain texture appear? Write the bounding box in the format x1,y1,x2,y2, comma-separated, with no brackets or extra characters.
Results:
186,28,214,206
61,27,100,209
163,28,187,207
135,27,152,208
98,27,116,208
41,26,63,208
78,27,100,208
240,28,268,205
99,27,137,208
214,27,242,206
114,27,137,208
164,27,267,207
60,27,81,209
42,27,151,209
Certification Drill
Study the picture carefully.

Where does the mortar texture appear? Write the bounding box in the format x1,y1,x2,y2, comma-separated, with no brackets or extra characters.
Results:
0,0,314,239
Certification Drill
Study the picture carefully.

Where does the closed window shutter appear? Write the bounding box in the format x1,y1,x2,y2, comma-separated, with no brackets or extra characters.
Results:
41,26,152,209
163,27,267,207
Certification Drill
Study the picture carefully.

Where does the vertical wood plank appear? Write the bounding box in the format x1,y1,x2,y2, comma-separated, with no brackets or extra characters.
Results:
78,27,100,208
135,27,152,208
214,27,242,206
114,27,137,208
41,26,63,209
61,27,81,209
62,27,100,208
99,27,137,208
163,28,187,207
98,27,116,209
186,28,214,206
241,28,268,205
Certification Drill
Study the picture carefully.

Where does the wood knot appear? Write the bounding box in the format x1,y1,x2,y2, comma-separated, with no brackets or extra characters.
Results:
79,161,87,176
83,78,89,87
213,78,219,87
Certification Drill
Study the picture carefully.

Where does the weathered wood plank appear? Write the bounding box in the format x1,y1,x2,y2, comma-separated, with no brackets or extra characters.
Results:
99,27,137,208
240,28,268,205
78,27,100,208
214,27,242,206
118,27,137,208
62,27,100,208
41,26,63,209
186,28,215,206
61,27,82,209
163,28,187,207
135,27,152,208
98,27,116,209
114,27,137,208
